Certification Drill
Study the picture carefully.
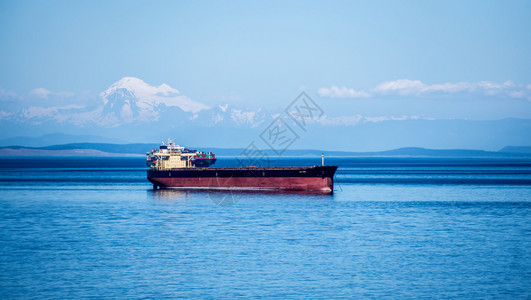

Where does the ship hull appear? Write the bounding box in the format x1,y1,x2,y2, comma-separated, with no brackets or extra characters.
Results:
147,166,337,194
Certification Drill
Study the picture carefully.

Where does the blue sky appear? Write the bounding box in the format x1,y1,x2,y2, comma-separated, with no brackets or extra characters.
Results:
0,0,530,149
2,1,530,95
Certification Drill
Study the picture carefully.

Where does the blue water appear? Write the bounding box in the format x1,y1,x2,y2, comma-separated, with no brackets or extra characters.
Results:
1,157,530,298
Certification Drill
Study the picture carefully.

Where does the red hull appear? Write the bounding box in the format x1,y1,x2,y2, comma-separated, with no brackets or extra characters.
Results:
148,176,334,193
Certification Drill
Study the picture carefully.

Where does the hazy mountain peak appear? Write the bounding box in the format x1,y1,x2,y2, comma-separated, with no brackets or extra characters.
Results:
97,77,210,126
101,77,180,101
218,104,229,112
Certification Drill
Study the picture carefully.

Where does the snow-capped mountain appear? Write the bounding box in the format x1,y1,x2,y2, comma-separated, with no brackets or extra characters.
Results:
3,77,269,129
96,77,270,128
98,77,210,125
192,104,269,128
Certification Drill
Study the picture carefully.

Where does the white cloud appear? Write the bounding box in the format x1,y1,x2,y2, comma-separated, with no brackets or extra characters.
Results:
374,79,427,95
319,80,531,99
19,104,103,125
28,88,75,101
22,105,85,120
420,82,472,93
315,114,433,126
0,110,14,120
317,86,371,98
375,80,483,95
363,115,433,123
29,88,51,98
315,115,364,126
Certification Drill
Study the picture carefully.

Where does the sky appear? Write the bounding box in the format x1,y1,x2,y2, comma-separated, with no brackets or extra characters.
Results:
0,0,530,149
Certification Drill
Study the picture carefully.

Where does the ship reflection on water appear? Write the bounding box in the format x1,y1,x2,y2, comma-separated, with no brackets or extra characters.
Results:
148,188,334,206
148,188,192,201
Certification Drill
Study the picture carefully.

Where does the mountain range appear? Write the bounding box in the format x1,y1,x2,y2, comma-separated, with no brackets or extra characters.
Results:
3,77,266,129
1,77,530,151
1,143,530,158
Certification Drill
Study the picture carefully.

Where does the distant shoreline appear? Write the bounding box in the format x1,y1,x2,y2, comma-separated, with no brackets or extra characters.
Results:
1,143,530,158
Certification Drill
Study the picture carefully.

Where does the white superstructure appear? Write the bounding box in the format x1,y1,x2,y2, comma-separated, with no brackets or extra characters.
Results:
146,140,195,170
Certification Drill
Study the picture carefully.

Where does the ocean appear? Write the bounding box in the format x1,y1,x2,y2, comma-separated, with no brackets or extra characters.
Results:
0,157,530,298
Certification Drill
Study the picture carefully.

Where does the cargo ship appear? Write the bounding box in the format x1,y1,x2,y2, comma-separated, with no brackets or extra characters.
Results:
146,140,338,193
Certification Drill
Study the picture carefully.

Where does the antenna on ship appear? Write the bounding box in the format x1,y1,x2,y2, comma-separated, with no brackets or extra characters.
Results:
322,153,324,166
